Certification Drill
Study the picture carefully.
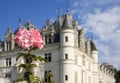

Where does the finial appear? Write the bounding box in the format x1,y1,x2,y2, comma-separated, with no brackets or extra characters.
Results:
66,5,69,13
19,17,21,24
18,17,22,27
57,7,60,17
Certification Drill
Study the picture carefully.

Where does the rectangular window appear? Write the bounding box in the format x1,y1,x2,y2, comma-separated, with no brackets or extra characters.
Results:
5,73,11,78
48,53,51,62
45,35,47,44
45,53,48,61
6,58,11,66
65,75,68,81
10,42,11,50
6,42,9,51
44,70,51,83
44,53,52,62
65,36,68,42
65,54,68,59
48,35,51,44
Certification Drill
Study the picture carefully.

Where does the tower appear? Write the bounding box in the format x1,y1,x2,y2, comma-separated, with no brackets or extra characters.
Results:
4,27,15,51
60,13,75,83
91,41,99,83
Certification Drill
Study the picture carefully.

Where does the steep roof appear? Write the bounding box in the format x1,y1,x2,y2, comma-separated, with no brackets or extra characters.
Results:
62,14,73,28
55,16,63,31
91,41,97,51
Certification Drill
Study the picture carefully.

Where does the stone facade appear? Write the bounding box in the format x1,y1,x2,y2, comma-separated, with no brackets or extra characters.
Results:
0,13,115,83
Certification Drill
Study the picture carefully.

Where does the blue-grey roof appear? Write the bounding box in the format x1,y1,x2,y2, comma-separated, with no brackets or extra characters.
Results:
62,14,73,28
55,16,63,31
91,41,97,51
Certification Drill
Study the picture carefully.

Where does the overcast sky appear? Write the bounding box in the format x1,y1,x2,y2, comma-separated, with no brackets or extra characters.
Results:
0,0,120,69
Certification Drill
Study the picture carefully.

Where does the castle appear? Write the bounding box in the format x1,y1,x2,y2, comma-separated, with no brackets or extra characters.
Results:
0,12,115,83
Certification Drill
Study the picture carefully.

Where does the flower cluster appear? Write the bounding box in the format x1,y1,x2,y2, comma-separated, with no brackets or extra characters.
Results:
14,28,43,50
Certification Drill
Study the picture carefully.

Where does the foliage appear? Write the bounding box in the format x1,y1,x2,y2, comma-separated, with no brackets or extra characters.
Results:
15,50,46,83
14,28,54,83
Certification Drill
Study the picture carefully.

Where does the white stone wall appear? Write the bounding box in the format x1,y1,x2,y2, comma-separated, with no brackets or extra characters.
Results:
0,28,115,83
0,44,116,83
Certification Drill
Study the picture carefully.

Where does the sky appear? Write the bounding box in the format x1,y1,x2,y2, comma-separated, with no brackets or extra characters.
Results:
0,0,120,69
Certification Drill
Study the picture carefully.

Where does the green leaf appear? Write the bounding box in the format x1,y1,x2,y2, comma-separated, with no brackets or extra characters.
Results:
16,53,28,61
29,75,36,80
29,75,44,83
37,56,47,62
18,63,37,71
30,54,38,61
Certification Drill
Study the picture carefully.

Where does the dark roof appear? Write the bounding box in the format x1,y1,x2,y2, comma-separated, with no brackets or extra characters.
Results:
55,16,63,32
91,41,97,51
14,27,22,34
62,14,73,28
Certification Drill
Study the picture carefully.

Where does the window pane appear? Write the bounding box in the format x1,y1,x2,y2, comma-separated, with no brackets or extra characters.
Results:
45,53,47,61
65,54,68,59
65,36,68,42
65,75,68,81
48,53,51,62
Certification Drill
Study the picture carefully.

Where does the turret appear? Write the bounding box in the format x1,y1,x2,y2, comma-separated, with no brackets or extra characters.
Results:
91,41,98,63
60,13,75,83
90,41,99,83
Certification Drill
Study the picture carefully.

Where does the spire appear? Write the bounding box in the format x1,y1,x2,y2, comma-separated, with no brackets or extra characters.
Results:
18,17,22,27
57,7,60,17
19,17,21,24
66,5,69,14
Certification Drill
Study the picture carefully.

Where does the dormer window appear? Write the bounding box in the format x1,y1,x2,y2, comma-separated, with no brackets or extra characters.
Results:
45,35,52,44
6,42,11,51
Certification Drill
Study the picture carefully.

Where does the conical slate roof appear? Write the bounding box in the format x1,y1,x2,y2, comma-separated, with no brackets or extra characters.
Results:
91,41,97,51
62,14,73,28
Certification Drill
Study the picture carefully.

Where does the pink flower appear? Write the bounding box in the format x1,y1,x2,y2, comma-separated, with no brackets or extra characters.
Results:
29,28,43,49
14,28,43,50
